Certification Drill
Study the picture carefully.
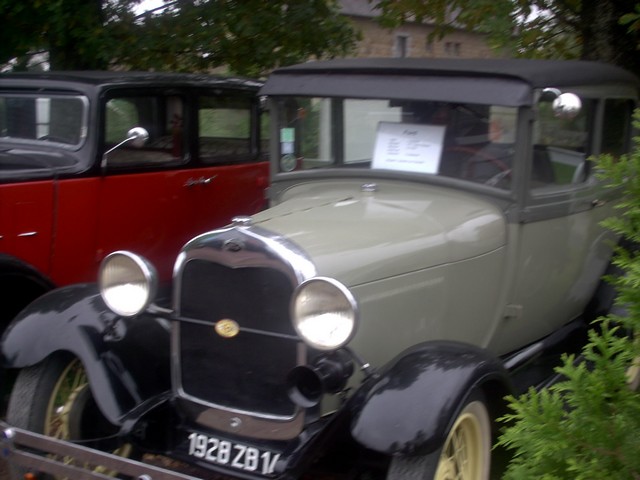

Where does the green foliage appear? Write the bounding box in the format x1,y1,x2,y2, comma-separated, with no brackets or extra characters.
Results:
497,112,640,479
620,4,640,34
0,0,358,76
122,0,358,77
498,327,640,479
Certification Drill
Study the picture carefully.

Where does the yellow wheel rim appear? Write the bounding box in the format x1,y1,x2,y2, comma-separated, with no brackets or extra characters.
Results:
44,358,87,439
43,358,132,477
435,401,490,480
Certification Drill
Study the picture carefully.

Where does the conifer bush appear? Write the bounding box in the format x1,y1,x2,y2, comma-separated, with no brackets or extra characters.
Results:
497,112,640,480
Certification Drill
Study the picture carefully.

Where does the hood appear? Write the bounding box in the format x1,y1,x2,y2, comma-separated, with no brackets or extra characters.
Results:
252,179,506,286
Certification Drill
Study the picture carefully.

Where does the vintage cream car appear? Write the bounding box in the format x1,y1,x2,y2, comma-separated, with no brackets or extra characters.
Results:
1,59,638,480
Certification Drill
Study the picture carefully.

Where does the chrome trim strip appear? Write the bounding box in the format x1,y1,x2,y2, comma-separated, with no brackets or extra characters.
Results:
175,314,298,340
170,223,316,439
172,223,316,290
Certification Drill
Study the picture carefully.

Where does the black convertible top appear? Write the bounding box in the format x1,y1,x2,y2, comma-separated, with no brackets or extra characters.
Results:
0,71,262,92
262,58,639,106
271,58,638,88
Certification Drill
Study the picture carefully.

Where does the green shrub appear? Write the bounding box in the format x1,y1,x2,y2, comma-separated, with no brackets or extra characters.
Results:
497,112,640,480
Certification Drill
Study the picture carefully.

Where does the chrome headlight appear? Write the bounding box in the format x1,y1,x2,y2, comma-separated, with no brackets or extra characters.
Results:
99,251,157,317
291,277,358,350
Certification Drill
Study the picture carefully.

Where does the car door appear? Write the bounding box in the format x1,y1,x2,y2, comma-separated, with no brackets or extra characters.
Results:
94,87,268,281
492,96,633,354
0,180,55,276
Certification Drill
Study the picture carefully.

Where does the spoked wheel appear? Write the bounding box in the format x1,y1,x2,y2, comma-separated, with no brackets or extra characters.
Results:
6,353,133,478
387,395,491,480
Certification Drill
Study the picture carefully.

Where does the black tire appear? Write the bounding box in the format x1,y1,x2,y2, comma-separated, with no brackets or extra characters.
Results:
6,353,133,478
387,394,492,480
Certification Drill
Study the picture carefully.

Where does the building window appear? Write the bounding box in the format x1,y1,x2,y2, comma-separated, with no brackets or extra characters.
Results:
445,42,461,56
426,38,434,54
395,34,410,58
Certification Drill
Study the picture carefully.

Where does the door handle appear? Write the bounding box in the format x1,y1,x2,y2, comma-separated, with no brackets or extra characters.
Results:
17,231,38,237
184,175,217,188
591,199,606,208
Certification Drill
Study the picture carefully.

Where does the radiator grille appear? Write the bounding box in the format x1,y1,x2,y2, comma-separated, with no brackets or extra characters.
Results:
178,260,298,417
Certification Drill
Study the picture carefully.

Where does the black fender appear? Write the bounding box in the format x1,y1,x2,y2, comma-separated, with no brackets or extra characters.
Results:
0,253,55,328
1,283,171,425
350,341,512,455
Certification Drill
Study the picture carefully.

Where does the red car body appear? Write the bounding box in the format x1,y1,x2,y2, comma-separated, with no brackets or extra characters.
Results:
0,71,268,328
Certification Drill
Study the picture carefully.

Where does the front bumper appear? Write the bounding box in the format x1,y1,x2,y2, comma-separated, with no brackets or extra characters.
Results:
0,406,354,480
0,422,200,480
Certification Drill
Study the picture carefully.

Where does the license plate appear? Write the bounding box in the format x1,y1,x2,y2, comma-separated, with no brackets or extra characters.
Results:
187,432,281,475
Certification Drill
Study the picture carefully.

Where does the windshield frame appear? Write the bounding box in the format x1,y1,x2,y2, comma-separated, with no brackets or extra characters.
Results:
269,94,521,194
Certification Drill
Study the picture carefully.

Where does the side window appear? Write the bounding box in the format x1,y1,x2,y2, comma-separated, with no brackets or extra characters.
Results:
532,98,593,188
198,95,254,164
601,99,634,157
105,95,185,167
0,95,87,147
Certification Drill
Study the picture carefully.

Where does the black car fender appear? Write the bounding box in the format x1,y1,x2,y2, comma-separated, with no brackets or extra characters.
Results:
0,253,55,329
1,283,171,425
349,341,512,456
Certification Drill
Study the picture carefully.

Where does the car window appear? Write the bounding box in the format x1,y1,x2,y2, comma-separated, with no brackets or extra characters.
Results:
601,99,634,157
105,95,185,167
276,97,517,189
531,97,593,188
198,95,254,164
0,94,88,150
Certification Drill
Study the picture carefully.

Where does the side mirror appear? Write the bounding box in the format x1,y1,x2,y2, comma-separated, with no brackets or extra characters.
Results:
540,88,582,119
552,93,582,119
126,127,150,147
101,127,150,169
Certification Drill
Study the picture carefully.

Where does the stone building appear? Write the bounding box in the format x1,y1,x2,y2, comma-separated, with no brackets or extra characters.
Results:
340,0,499,59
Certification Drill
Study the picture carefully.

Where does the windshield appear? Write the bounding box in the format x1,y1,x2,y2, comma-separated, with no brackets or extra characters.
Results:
0,93,88,149
274,97,517,189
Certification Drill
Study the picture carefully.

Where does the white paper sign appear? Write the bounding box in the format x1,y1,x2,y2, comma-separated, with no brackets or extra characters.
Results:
372,122,446,174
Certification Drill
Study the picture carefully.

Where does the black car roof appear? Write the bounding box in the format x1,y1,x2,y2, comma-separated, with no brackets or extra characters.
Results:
262,58,639,107
0,71,262,91
270,58,639,88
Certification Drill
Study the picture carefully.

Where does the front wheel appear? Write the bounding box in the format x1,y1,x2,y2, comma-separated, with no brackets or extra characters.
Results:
387,395,492,480
6,353,133,478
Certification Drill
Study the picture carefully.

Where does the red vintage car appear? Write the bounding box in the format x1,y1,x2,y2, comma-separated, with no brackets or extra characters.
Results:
0,71,269,330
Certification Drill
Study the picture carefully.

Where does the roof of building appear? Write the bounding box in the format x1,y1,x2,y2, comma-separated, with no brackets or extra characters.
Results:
339,0,380,18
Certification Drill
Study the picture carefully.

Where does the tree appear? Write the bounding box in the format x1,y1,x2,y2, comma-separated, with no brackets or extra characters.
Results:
121,0,358,77
0,0,358,76
371,0,640,76
0,0,136,71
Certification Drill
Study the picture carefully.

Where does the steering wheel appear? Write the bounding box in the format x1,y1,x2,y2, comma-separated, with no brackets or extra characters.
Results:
445,145,511,186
